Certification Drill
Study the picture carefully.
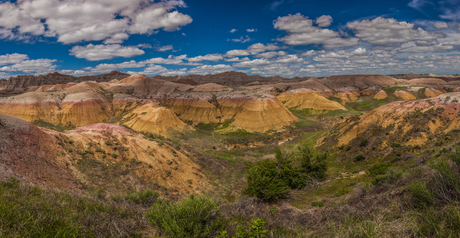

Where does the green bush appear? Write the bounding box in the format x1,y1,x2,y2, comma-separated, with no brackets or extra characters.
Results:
311,201,325,207
353,154,366,162
244,147,328,202
360,139,368,147
145,196,223,238
111,153,117,158
367,162,391,177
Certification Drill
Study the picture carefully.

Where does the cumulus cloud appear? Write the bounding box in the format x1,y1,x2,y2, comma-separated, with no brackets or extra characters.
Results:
316,15,333,27
275,55,304,64
0,0,192,44
0,59,57,74
313,48,368,61
230,29,237,33
143,55,189,65
188,54,224,62
274,13,358,49
434,22,449,29
226,49,250,56
247,43,280,54
397,42,453,53
300,50,324,57
156,45,174,52
84,60,146,74
247,29,257,32
256,51,287,59
69,44,145,61
233,59,271,68
347,17,443,45
224,57,250,62
230,35,251,43
0,53,29,66
188,64,233,75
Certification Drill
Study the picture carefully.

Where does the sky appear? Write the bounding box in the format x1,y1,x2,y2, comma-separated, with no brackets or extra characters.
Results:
1,0,460,78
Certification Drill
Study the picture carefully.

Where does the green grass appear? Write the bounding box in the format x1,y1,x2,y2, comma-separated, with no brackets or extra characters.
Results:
0,177,149,237
32,119,74,132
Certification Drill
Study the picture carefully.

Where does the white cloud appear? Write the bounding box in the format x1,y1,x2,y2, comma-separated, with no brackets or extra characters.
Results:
188,54,224,62
230,29,237,33
156,45,174,52
226,49,250,56
316,15,333,27
137,44,153,49
143,55,189,65
0,0,192,44
347,17,443,45
84,60,146,74
398,43,453,53
300,50,324,57
247,43,280,54
0,53,29,66
275,55,304,64
233,59,270,68
0,59,57,74
274,13,358,49
224,57,250,62
247,28,257,32
69,44,145,61
230,35,251,43
256,51,287,59
103,33,130,44
408,0,430,10
434,22,449,29
313,48,368,61
188,64,233,75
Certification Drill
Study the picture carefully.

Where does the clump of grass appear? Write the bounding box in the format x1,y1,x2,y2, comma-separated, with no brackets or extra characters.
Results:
0,177,149,237
145,195,223,238
311,201,325,207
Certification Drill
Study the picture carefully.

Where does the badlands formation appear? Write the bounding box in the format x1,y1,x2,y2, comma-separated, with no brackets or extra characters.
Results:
1,71,460,196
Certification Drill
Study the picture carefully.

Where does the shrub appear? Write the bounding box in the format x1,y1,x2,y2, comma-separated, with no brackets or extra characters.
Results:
243,159,290,202
244,147,328,202
360,139,368,147
353,154,366,162
111,153,117,158
367,162,391,177
146,196,223,238
311,201,325,207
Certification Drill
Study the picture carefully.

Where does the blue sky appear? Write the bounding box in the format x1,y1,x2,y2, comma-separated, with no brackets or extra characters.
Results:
0,0,460,78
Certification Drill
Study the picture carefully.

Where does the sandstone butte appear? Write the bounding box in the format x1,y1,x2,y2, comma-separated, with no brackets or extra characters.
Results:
325,92,460,147
394,90,417,100
276,90,346,111
0,113,208,196
373,90,388,100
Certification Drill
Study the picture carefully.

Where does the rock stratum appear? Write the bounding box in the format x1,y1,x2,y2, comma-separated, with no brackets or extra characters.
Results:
2,72,460,136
